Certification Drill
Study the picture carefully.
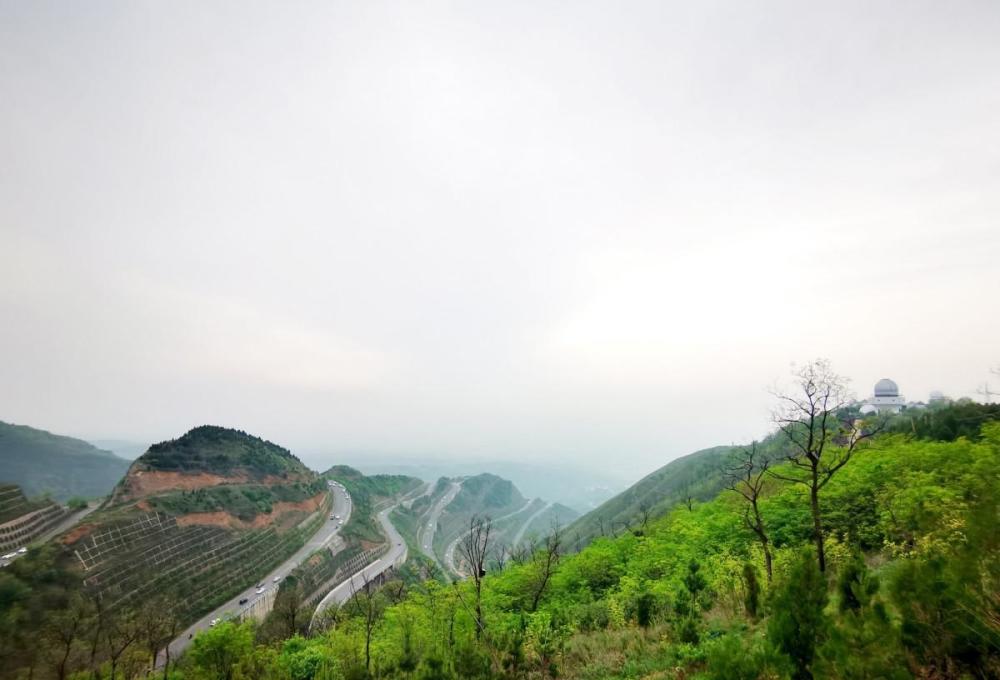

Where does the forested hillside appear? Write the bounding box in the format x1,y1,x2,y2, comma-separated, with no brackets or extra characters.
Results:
0,421,131,501
165,408,998,679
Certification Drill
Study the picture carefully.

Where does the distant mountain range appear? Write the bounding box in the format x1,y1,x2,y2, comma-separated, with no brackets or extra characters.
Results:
347,459,627,514
0,421,132,502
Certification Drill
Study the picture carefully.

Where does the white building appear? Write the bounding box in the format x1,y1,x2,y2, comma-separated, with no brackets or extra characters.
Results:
859,378,906,415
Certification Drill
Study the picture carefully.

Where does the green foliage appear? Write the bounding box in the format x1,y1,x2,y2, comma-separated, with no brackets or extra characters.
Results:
887,400,1000,442
187,620,254,680
66,496,89,511
148,479,326,521
705,634,792,680
143,426,307,477
767,550,829,680
817,559,908,679
743,562,761,619
7,421,1000,680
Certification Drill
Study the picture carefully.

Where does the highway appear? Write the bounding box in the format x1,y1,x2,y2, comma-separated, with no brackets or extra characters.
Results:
160,481,352,662
416,480,462,576
310,482,429,626
443,499,535,577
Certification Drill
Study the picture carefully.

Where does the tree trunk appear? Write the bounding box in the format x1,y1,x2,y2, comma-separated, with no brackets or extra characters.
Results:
810,479,826,572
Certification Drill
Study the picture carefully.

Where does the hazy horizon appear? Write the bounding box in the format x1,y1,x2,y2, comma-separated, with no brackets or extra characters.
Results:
3,2,999,481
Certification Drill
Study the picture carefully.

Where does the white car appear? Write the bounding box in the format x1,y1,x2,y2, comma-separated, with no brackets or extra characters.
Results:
256,587,265,595
210,618,220,627
273,576,280,583
16,547,27,554
2,553,15,560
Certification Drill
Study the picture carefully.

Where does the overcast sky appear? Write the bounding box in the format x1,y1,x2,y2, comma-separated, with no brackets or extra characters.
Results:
2,1,998,480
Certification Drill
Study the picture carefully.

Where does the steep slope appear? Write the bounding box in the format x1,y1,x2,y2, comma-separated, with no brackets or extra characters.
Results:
566,445,736,548
431,473,533,572
60,426,330,619
567,434,796,549
0,421,131,501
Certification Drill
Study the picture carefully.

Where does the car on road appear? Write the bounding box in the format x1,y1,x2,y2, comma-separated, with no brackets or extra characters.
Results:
256,586,266,595
16,547,27,554
2,553,15,560
330,515,336,520
210,618,221,627
273,576,280,583
238,598,248,605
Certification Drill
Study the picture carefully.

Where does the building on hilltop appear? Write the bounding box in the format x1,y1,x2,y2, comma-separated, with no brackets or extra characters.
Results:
859,378,906,415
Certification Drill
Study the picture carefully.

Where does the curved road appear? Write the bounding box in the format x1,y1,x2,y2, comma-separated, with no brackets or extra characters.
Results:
511,501,554,548
416,480,462,575
310,482,429,626
444,499,535,577
160,481,352,663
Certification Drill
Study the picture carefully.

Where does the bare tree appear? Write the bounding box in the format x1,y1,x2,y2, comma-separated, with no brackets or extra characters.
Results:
637,501,652,531
509,540,532,567
770,359,882,572
457,515,492,640
347,572,385,673
383,578,407,605
528,523,564,612
679,481,695,511
977,365,1000,402
492,542,509,572
723,442,773,582
311,601,343,636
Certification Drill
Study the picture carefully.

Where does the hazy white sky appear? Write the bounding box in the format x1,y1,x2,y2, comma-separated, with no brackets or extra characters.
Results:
2,1,998,479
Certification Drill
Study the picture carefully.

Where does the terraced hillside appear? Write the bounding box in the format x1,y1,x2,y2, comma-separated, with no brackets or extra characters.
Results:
0,483,68,552
0,421,131,501
60,426,330,620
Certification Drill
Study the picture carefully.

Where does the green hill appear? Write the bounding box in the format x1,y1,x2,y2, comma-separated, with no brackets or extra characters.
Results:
47,427,330,626
566,444,735,547
137,425,309,477
0,420,131,502
567,434,796,549
176,421,999,679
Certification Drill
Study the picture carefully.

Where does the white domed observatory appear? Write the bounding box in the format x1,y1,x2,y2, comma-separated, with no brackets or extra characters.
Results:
859,378,906,415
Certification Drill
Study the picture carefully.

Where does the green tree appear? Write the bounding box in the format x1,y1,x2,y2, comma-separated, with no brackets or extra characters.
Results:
817,558,908,679
188,620,254,680
768,550,829,680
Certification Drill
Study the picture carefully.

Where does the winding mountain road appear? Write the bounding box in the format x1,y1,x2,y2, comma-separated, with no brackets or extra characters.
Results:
511,501,554,548
444,499,535,577
310,482,429,626
416,480,462,575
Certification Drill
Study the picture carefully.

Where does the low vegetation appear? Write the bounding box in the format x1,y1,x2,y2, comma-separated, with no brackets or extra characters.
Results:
3,381,998,679
157,410,998,680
